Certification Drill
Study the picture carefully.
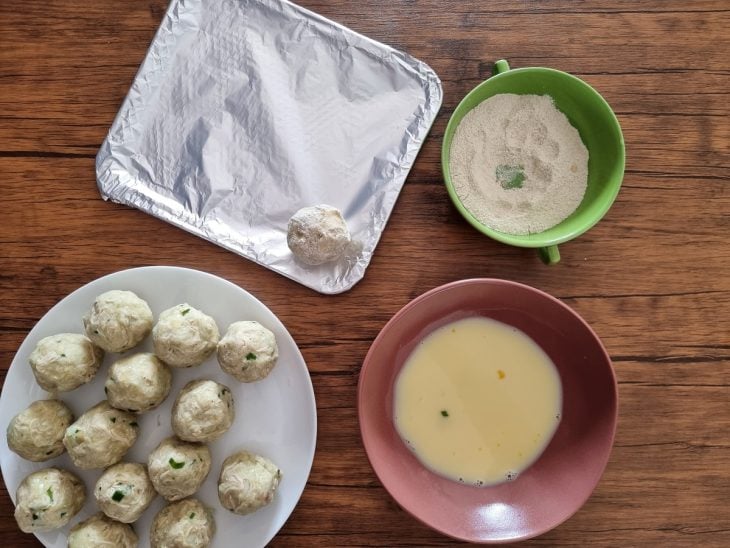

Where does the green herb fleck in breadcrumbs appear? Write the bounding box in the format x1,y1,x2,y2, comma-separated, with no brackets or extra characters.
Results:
246,352,257,360
441,410,449,417
189,512,196,519
46,488,53,501
181,308,191,316
110,417,116,423
112,490,125,502
169,458,185,469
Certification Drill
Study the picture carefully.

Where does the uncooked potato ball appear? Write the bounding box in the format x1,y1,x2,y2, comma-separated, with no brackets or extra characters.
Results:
152,304,219,368
172,379,234,443
150,498,215,548
218,450,282,515
147,436,211,501
83,289,153,353
63,401,139,469
217,321,278,383
287,204,351,265
13,467,85,533
94,462,156,523
28,333,104,392
67,512,138,548
6,399,73,461
106,352,172,413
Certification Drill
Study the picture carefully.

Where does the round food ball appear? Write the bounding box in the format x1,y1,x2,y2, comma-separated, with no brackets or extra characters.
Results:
6,399,73,461
287,204,351,265
106,353,172,413
148,437,211,501
218,450,282,515
217,321,278,383
63,401,139,469
172,379,234,443
68,513,138,548
83,290,153,353
28,333,104,393
150,498,215,548
152,304,219,368
94,462,156,523
13,467,85,533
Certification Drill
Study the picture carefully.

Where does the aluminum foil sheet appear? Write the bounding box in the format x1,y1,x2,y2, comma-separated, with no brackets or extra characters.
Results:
96,0,442,294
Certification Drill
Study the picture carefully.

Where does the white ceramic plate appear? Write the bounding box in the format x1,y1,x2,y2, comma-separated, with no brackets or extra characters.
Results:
0,266,317,547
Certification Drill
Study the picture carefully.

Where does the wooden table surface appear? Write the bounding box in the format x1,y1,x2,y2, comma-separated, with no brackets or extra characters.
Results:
2,0,729,546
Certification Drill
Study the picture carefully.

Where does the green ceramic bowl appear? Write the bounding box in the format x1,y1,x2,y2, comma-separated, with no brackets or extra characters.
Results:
442,59,625,264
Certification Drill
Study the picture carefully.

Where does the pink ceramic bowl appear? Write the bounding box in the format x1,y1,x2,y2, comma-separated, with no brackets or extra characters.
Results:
358,279,618,543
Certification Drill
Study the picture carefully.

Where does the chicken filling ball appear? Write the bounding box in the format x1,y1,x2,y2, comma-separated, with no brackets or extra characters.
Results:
148,437,211,501
150,498,215,548
7,399,73,462
95,462,156,523
63,401,139,469
14,467,85,533
172,379,234,443
287,204,351,265
28,333,104,393
217,321,278,383
218,450,282,515
68,513,138,548
83,289,153,353
153,304,219,368
106,352,172,413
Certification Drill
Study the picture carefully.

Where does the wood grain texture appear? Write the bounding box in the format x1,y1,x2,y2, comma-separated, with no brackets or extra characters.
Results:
1,0,728,546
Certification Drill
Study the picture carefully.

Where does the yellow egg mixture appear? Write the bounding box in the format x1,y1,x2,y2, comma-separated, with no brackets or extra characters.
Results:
394,316,562,486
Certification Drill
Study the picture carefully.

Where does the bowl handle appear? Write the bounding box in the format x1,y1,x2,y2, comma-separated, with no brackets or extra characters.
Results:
538,245,561,265
493,59,511,75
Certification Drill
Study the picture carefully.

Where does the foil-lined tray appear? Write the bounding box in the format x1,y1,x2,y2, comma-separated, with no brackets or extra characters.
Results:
96,0,442,294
